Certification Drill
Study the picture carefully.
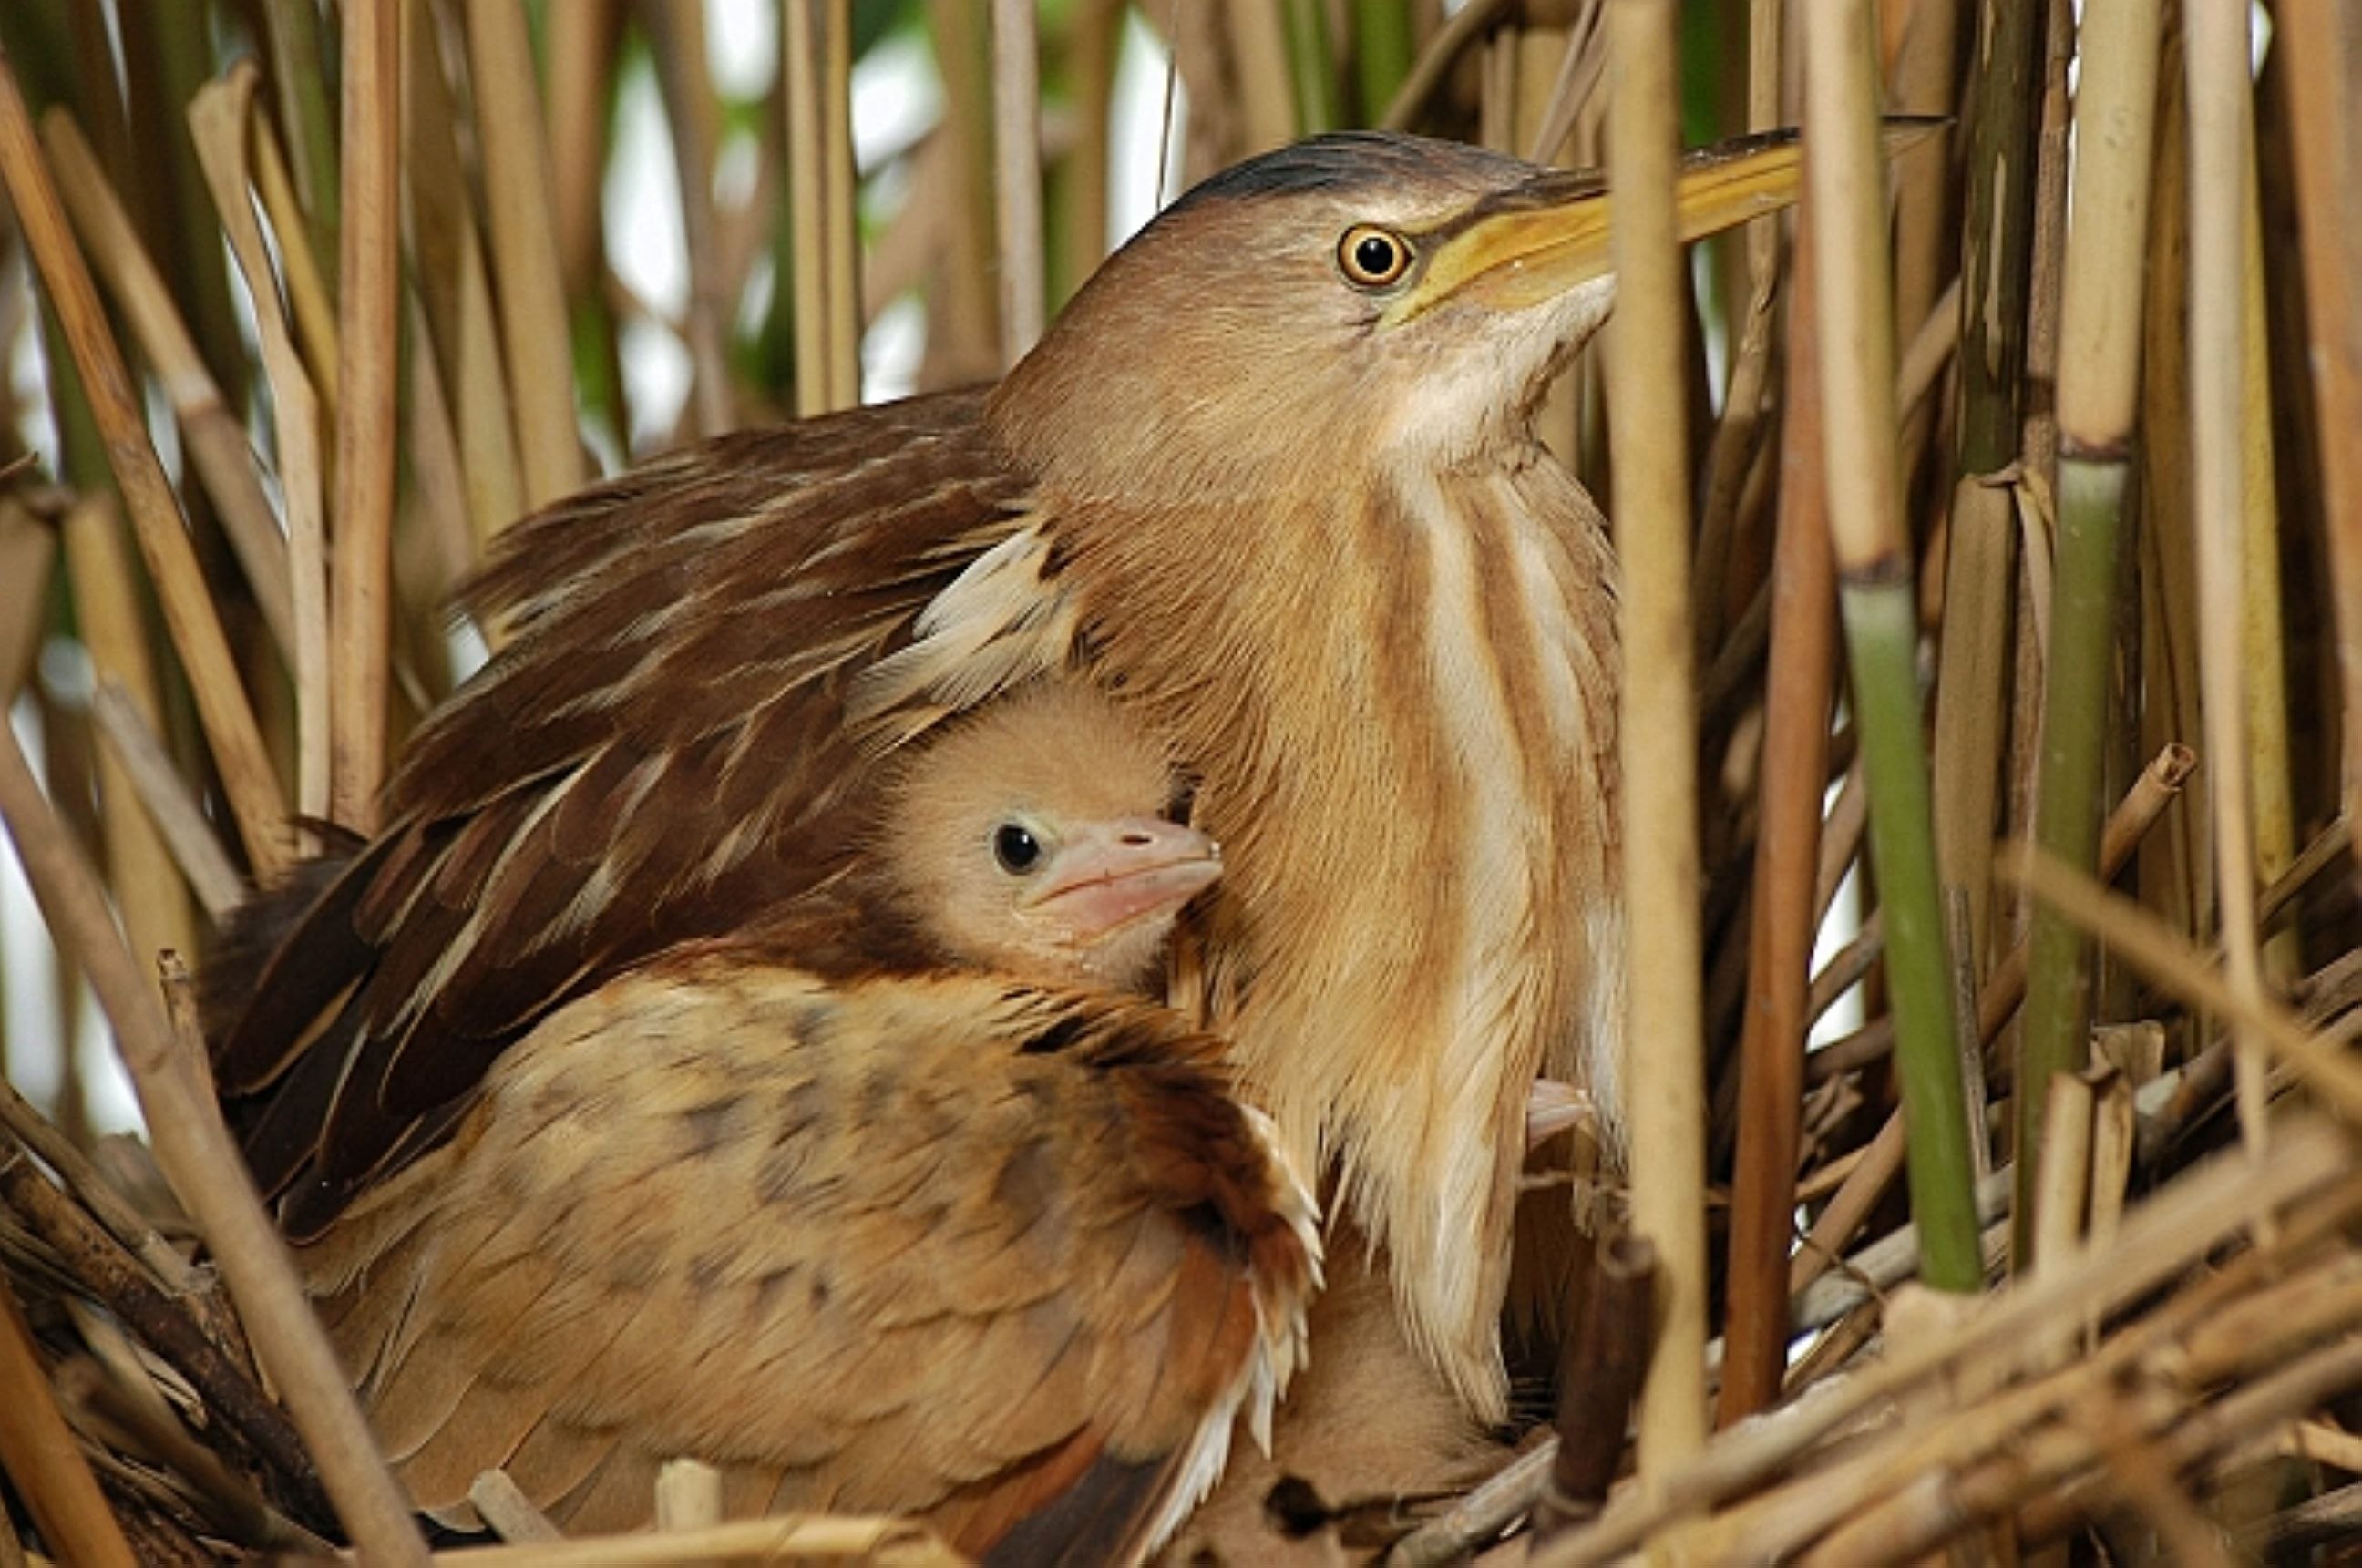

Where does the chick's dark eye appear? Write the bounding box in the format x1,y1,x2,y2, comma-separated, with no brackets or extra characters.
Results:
1339,224,1412,288
992,823,1042,874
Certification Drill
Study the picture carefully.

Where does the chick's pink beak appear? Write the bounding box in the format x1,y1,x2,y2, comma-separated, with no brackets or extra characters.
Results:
1020,817,1221,942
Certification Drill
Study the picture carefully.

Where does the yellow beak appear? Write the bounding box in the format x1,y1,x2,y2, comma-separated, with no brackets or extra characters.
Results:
1381,124,1935,328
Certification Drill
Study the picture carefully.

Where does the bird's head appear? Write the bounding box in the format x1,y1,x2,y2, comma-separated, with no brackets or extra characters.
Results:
989,130,1801,500
877,683,1218,993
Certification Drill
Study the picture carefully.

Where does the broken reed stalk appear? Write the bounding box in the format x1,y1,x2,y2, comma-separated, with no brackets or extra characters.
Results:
1720,200,1832,1426
0,1277,134,1567
1801,0,1981,1294
0,45,288,880
2014,0,2162,1266
1533,1233,1657,1541
2183,0,2273,1166
330,0,400,833
0,723,429,1564
991,0,1045,365
2272,0,2362,876
1931,0,2045,976
1607,0,1710,1471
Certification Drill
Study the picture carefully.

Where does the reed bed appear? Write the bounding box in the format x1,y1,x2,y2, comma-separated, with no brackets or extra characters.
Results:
0,2,2354,1562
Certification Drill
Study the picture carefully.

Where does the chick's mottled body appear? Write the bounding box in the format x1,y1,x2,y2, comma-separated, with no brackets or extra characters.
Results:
284,684,1311,1561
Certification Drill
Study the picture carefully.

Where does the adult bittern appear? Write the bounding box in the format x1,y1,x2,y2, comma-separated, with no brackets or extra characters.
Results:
284,680,1313,1556
211,130,1804,1420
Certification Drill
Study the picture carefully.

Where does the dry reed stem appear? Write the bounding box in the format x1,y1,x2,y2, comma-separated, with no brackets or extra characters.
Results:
189,65,334,847
646,2,734,439
542,1,620,301
1895,273,1961,427
465,0,582,507
2085,1066,2135,1248
1786,1106,1902,1298
2184,0,2271,1169
1378,0,1515,131
425,1514,967,1565
1802,7,1983,1293
785,0,824,410
400,10,524,562
0,1077,191,1297
1534,1233,1656,1540
56,496,197,975
249,99,342,420
1812,756,1865,921
0,47,286,880
0,1154,323,1524
0,1279,134,1567
467,1471,560,1544
1520,5,1605,167
89,680,244,921
1218,0,1294,149
330,0,402,832
2028,1070,2093,1276
2237,172,2296,994
821,0,858,404
1607,0,1709,1472
1386,1443,1556,1567
400,292,489,624
54,1347,326,1555
1720,198,1830,1427
2069,1392,2241,1568
655,1461,724,1566
1061,0,1121,297
2272,0,2362,866
40,113,296,663
1808,740,2193,1084
148,959,429,1564
2021,1334,2362,1548
1529,1118,2350,1563
1802,3,1909,574
2009,849,2362,1120
1672,1194,2362,1563
0,499,56,698
991,0,1045,366
0,721,427,1562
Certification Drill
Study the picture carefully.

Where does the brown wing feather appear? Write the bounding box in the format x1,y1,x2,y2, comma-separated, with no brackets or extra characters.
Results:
210,391,1049,1234
303,962,1318,1561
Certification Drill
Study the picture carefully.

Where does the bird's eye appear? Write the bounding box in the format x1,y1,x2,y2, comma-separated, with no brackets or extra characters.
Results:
992,823,1042,875
1338,225,1412,288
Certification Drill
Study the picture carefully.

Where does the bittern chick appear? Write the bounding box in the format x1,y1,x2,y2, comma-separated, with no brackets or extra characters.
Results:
293,682,1315,1563
875,681,1218,993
